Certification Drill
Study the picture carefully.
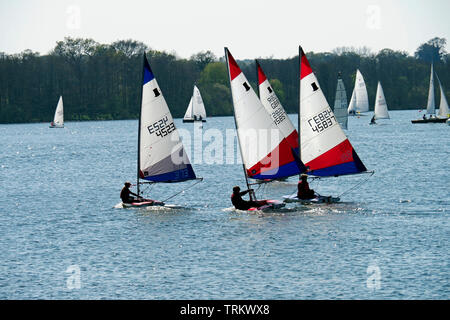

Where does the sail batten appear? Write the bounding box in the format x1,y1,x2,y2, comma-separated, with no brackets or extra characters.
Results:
139,54,196,183
299,48,367,177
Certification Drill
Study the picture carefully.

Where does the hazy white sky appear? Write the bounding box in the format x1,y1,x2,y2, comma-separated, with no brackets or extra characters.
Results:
0,0,449,59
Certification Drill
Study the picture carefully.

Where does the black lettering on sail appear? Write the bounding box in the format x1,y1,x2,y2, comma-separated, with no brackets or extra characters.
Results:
311,82,319,91
153,88,160,97
243,82,250,91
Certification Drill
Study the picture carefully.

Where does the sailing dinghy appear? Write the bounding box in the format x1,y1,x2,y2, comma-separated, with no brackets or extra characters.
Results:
119,54,202,209
412,64,449,123
49,96,64,128
347,69,369,116
256,60,300,182
283,47,371,204
225,48,309,211
370,82,390,124
183,85,207,122
333,73,348,129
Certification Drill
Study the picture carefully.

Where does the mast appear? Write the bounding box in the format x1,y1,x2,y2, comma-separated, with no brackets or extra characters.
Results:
225,47,255,201
191,85,195,120
298,46,302,178
137,53,146,197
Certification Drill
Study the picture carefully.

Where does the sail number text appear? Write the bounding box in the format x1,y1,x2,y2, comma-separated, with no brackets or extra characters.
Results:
147,116,175,138
267,95,287,125
307,108,337,133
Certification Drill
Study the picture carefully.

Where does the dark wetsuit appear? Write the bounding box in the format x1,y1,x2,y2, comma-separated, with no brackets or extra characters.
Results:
120,187,139,204
297,181,315,200
231,190,266,210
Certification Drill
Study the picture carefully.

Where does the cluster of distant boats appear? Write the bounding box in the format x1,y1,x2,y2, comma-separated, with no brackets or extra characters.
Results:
48,47,449,211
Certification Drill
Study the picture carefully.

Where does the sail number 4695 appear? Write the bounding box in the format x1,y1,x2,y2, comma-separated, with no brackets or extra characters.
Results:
307,108,337,133
147,115,175,138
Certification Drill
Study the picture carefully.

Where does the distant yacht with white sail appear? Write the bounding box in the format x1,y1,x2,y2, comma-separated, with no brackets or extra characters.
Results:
49,96,64,128
348,69,369,116
183,85,206,122
412,63,449,123
333,73,348,129
370,82,390,124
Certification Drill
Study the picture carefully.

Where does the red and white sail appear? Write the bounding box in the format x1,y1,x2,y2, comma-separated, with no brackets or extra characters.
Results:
225,48,304,180
257,60,299,153
299,47,367,176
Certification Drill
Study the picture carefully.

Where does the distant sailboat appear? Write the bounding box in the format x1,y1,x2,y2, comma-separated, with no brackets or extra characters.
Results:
348,69,369,116
183,85,206,122
370,82,390,124
412,63,449,123
333,73,348,129
284,47,371,203
119,54,202,208
49,96,64,128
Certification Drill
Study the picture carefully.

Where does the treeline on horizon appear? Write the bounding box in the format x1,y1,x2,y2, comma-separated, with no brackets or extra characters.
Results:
0,37,448,124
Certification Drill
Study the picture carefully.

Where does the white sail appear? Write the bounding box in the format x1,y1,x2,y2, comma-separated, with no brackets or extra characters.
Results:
426,64,436,114
184,85,206,121
333,76,348,129
373,82,390,119
436,75,450,118
192,85,206,120
139,56,196,182
183,97,194,120
353,69,369,113
347,89,356,114
51,96,64,127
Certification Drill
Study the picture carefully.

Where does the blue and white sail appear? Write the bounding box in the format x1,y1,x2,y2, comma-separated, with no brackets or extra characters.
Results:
138,55,196,182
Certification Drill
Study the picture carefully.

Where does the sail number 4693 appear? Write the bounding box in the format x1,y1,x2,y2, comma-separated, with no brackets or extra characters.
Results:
307,108,337,133
147,115,175,138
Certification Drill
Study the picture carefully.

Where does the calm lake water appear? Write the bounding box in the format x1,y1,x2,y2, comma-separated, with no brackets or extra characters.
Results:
0,110,448,299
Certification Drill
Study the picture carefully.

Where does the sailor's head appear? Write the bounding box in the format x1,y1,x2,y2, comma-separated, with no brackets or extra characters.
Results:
300,174,308,181
233,186,240,193
124,181,132,187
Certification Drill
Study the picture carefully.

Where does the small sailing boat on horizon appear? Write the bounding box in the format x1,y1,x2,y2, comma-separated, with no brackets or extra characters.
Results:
333,72,348,129
347,69,369,116
183,85,207,123
118,54,202,209
412,63,450,123
370,81,390,125
283,47,372,204
49,96,64,128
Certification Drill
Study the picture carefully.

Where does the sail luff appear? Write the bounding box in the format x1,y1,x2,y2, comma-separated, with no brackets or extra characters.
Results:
225,48,253,199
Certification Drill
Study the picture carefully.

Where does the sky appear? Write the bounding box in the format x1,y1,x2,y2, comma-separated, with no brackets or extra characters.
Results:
0,0,449,59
